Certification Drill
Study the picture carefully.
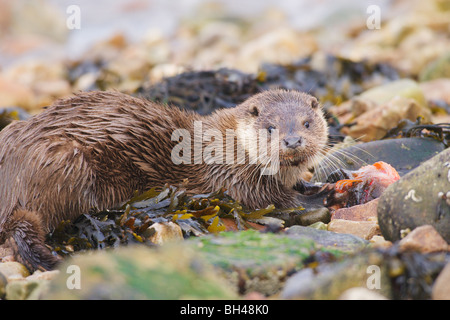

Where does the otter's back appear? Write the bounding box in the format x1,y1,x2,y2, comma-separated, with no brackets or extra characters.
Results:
0,91,198,229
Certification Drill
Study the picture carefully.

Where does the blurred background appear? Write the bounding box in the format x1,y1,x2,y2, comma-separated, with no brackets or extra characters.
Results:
0,0,448,114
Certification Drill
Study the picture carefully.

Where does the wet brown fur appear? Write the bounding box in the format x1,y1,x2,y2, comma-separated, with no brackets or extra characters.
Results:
0,89,327,271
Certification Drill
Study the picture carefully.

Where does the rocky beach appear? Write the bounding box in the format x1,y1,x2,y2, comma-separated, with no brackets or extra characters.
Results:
0,0,449,301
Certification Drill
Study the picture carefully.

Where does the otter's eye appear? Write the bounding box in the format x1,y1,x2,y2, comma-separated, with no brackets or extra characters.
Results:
267,126,276,134
304,121,310,129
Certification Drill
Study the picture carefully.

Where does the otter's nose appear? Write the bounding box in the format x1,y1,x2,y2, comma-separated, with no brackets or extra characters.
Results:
283,136,302,149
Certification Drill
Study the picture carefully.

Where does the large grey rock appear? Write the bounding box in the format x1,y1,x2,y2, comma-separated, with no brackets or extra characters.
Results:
312,137,444,182
378,148,450,242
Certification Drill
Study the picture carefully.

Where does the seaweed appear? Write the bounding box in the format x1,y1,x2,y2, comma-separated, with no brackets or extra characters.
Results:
47,185,276,257
138,54,399,113
382,117,450,148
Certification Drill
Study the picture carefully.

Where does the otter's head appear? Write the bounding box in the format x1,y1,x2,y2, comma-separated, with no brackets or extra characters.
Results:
235,89,328,182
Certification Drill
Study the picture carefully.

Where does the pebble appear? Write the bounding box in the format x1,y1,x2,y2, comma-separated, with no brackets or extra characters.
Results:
0,262,59,300
358,79,427,107
327,219,380,240
26,270,60,282
432,262,450,300
398,225,448,253
419,52,450,81
298,207,331,226
5,279,49,300
369,235,393,249
0,261,30,280
147,221,184,245
420,78,450,105
285,225,368,253
347,96,431,142
338,287,388,300
331,198,379,221
0,76,34,110
281,250,392,300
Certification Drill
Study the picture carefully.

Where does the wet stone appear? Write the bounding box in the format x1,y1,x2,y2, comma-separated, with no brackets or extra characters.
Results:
285,225,369,253
327,219,380,240
312,137,445,182
297,207,331,226
5,279,49,300
398,225,448,253
331,198,379,221
419,52,450,81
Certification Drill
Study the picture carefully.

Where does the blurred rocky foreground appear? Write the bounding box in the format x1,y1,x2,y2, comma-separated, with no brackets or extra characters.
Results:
0,0,450,300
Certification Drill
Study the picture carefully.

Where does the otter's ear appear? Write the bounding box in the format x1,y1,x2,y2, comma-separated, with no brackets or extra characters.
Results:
311,98,319,109
249,105,259,117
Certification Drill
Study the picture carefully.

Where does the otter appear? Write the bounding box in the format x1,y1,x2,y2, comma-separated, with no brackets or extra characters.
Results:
0,89,328,271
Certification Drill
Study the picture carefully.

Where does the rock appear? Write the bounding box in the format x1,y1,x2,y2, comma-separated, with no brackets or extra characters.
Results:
281,246,448,300
5,279,49,300
327,219,380,240
398,225,448,253
147,222,184,245
2,61,71,112
312,137,445,181
358,79,427,108
331,198,379,221
432,262,450,300
10,0,67,42
281,250,392,299
377,148,450,242
297,207,331,226
0,262,30,280
0,76,34,110
331,79,433,142
420,78,450,105
307,221,328,230
419,52,450,81
236,27,317,73
26,270,60,282
347,96,431,142
43,244,238,300
369,235,393,249
338,287,388,300
285,225,368,253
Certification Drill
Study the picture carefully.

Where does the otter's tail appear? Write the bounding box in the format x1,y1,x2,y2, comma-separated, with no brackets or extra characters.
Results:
1,208,59,271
